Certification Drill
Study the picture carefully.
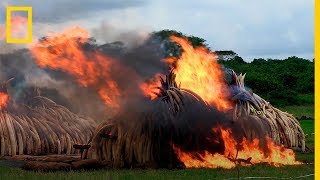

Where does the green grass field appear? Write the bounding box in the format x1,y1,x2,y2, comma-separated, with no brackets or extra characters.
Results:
280,105,314,118
0,118,315,180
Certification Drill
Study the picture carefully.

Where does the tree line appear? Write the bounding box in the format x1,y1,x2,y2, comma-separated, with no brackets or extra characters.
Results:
219,56,314,106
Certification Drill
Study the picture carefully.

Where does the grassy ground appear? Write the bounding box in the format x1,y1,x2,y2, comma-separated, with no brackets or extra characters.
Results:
0,121,314,180
280,105,314,118
0,164,315,180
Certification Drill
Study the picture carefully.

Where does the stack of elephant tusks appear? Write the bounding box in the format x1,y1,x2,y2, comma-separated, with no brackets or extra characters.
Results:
0,96,97,157
232,73,305,152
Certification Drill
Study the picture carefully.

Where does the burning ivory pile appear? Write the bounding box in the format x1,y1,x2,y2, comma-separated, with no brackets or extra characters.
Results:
0,81,97,157
86,71,222,168
86,70,305,168
228,69,305,152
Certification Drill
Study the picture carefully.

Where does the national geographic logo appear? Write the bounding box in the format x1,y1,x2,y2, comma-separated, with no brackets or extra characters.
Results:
6,6,32,43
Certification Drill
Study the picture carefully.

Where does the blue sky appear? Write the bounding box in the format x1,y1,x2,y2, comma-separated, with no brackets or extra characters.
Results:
0,0,314,61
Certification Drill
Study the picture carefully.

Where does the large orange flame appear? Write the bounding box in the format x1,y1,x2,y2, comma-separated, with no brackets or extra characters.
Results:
30,27,121,109
0,92,9,110
174,128,302,169
166,36,231,111
140,73,164,100
0,15,28,40
141,36,232,111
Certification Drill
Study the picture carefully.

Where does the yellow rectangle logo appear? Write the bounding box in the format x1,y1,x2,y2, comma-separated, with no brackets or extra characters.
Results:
6,6,33,44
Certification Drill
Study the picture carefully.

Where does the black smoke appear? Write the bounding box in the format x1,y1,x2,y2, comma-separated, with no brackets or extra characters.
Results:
0,32,171,122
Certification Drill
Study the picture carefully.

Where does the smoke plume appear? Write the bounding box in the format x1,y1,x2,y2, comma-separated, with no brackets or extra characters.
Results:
0,24,170,122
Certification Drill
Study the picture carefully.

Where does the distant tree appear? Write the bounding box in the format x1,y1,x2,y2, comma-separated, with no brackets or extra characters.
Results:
148,30,210,57
215,51,238,61
151,29,208,48
252,58,266,64
233,56,246,63
215,50,237,56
